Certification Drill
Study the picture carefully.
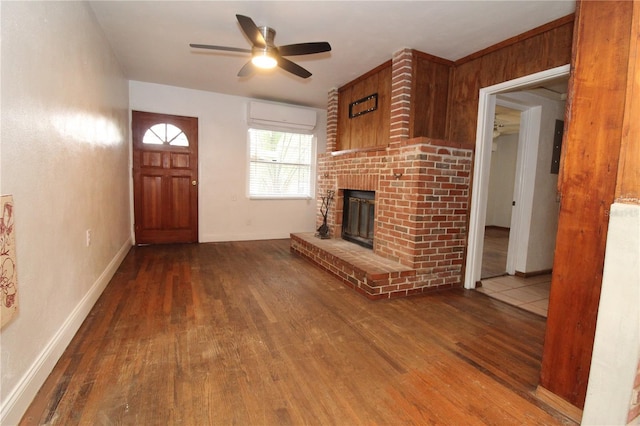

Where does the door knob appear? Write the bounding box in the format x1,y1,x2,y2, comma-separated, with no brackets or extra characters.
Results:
192,180,197,186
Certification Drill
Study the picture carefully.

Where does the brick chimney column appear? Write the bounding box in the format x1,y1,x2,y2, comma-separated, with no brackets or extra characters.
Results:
390,48,413,146
315,88,339,235
326,87,339,153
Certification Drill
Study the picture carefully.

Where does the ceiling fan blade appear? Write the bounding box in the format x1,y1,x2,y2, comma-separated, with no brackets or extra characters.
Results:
236,14,266,48
278,42,331,56
237,60,256,77
277,57,312,79
190,44,251,53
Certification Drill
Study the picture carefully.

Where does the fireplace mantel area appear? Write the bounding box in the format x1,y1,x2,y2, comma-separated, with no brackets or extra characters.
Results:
290,15,574,300
290,48,474,300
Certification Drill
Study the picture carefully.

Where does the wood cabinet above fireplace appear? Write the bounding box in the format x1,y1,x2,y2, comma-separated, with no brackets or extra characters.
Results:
337,61,391,152
335,50,453,152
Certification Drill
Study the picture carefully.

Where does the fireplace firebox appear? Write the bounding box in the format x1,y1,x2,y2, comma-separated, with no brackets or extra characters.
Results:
342,190,375,249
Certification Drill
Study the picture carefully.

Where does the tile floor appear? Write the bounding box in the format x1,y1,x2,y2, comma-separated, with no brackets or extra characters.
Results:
476,274,551,317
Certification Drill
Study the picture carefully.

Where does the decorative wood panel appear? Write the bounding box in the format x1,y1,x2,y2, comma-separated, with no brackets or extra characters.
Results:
142,151,163,168
141,174,163,229
411,52,452,139
336,61,391,151
350,72,380,148
447,16,574,143
170,176,192,228
337,85,353,151
616,1,640,203
376,66,392,148
539,0,633,409
171,153,190,169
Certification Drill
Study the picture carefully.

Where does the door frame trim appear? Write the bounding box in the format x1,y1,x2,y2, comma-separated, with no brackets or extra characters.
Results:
464,64,570,289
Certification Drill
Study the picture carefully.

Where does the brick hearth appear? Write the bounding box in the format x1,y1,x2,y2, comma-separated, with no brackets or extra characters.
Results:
291,232,428,300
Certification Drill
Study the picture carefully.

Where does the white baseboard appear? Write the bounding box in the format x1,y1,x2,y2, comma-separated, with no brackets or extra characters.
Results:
0,238,132,426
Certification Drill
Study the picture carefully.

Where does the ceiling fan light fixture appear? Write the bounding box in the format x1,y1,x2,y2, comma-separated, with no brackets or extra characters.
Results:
190,15,330,78
251,51,277,69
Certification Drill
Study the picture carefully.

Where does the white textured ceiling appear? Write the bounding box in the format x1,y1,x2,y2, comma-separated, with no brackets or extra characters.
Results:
89,1,575,108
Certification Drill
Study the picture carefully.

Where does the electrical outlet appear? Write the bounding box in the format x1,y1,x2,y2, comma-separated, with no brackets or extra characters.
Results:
86,229,91,247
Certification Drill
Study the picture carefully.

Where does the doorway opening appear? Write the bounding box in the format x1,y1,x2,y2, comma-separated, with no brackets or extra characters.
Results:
481,104,521,279
465,65,570,317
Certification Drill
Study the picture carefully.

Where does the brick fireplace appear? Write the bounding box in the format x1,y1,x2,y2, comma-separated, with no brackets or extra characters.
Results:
291,48,474,300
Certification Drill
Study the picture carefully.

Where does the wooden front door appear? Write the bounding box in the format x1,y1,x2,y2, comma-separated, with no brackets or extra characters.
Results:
132,111,198,244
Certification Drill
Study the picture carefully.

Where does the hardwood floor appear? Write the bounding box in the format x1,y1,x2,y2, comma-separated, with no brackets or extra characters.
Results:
482,226,510,279
20,240,574,425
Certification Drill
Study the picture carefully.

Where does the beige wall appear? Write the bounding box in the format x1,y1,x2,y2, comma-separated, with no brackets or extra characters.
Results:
129,81,327,242
486,133,518,228
0,2,131,423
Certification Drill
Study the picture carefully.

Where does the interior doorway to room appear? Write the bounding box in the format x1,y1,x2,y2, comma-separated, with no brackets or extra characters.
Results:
465,66,570,316
132,111,199,244
481,104,521,279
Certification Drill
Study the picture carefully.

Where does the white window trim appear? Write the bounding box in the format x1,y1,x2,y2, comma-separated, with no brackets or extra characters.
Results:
246,126,317,200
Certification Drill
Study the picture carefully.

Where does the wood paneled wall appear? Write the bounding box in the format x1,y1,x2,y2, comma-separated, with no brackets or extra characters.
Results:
337,61,391,151
336,52,454,151
616,0,640,204
336,16,573,151
539,0,634,409
447,16,574,143
410,52,452,140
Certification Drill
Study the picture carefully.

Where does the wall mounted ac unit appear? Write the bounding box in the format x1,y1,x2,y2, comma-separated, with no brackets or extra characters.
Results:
247,101,317,132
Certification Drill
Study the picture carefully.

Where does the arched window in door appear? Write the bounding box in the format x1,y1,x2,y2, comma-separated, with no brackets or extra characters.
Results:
142,123,189,146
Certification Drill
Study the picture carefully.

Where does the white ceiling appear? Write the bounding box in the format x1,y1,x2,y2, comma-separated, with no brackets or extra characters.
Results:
88,1,575,109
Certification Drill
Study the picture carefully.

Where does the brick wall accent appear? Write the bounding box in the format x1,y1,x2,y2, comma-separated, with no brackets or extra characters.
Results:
390,48,413,145
326,88,339,152
316,152,334,235
309,48,474,299
376,140,472,274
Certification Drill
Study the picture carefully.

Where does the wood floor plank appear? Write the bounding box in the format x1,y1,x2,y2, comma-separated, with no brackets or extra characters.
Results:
482,226,510,278
20,239,575,425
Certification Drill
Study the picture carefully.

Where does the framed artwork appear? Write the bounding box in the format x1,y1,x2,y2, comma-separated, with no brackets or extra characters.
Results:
1,195,18,328
349,93,378,118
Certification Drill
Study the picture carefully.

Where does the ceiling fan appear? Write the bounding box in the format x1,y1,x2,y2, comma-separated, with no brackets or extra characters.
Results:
190,14,331,79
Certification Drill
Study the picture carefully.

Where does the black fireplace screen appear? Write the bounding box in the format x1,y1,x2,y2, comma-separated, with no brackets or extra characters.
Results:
342,190,375,249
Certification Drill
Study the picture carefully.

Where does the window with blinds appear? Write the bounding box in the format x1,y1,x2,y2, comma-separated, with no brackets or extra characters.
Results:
248,128,314,198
